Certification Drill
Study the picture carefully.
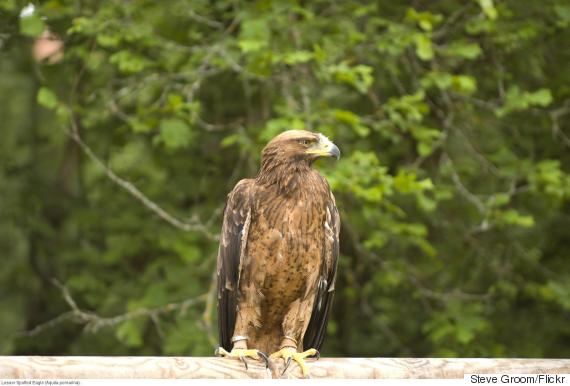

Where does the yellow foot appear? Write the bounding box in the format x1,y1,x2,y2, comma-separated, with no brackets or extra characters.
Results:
215,347,269,370
270,347,319,377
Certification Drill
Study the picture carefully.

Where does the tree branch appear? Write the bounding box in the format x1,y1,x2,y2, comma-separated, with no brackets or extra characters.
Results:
67,117,219,240
17,280,208,337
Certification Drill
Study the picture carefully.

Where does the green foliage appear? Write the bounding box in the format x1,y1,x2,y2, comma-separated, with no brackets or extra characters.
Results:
20,14,44,38
1,0,569,359
496,87,553,117
157,119,194,149
37,87,58,109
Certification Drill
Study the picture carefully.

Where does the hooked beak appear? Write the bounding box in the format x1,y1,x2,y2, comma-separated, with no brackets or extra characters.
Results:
305,133,341,160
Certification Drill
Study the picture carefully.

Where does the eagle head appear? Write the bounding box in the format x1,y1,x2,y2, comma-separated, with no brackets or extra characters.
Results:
262,130,340,166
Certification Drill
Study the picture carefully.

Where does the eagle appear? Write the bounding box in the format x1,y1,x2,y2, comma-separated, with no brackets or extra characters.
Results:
216,130,341,376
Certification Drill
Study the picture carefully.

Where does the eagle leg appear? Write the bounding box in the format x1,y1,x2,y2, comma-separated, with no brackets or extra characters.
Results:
216,347,269,370
269,346,319,378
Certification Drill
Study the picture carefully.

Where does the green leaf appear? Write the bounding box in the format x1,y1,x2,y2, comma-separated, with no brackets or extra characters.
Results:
491,193,510,207
441,41,482,59
67,17,93,35
333,109,360,126
501,209,535,228
422,72,477,94
116,320,144,348
20,14,44,37
96,33,121,48
332,109,370,137
496,87,553,116
465,18,495,35
417,142,432,156
476,0,498,20
352,65,374,93
281,50,313,65
414,238,437,257
527,88,553,106
421,72,452,90
328,63,374,93
221,133,241,147
394,170,419,193
405,8,443,32
56,105,70,121
528,160,569,199
109,51,151,74
385,91,429,125
37,87,58,109
353,124,371,137
414,34,434,61
128,118,152,133
364,231,389,250
451,75,477,94
158,119,193,149
456,326,475,344
238,39,268,53
238,18,269,53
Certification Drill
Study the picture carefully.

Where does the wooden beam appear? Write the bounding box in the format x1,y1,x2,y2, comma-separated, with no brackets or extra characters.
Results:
1,357,569,379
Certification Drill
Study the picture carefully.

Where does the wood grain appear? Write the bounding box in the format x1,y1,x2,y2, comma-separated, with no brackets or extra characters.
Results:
1,357,569,379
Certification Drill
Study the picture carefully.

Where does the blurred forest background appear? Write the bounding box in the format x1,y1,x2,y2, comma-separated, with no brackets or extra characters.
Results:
1,0,569,358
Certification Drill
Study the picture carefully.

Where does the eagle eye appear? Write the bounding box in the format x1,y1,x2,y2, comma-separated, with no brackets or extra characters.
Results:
298,139,311,145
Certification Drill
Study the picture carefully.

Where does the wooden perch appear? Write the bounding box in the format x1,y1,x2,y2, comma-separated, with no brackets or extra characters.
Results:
1,357,569,379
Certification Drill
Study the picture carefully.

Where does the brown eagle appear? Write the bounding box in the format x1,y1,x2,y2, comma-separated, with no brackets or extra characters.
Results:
216,130,340,376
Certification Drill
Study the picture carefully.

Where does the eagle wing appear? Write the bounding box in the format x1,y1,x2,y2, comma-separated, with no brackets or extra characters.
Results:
303,192,340,351
217,179,254,351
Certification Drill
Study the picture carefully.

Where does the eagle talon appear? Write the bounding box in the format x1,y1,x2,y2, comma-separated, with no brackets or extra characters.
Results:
258,350,270,369
270,347,319,378
239,355,248,371
217,347,267,371
282,357,293,376
309,349,320,361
